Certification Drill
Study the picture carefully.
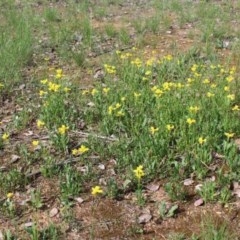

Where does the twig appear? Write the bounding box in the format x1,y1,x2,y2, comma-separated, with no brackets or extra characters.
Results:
71,130,119,142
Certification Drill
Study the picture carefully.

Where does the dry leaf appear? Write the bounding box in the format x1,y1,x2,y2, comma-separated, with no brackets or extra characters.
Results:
24,222,34,228
183,178,194,186
49,207,59,218
194,198,204,207
138,213,152,224
146,183,160,192
74,197,84,204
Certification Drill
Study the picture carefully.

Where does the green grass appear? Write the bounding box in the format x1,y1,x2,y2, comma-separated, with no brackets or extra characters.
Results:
1,0,240,238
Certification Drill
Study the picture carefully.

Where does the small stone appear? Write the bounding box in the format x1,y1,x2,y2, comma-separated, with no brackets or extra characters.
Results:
49,208,59,218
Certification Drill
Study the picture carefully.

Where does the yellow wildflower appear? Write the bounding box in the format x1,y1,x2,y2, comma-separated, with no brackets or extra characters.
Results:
37,120,45,129
40,79,48,84
227,94,235,101
108,105,114,115
186,118,196,125
72,149,79,156
103,87,110,94
226,75,234,83
207,92,215,98
32,140,39,147
224,132,235,139
145,70,152,76
39,90,47,96
64,87,71,92
58,125,69,135
48,82,60,92
224,86,230,92
6,192,14,199
55,68,63,79
150,126,159,135
134,92,141,98
203,79,210,84
116,110,125,117
78,145,89,154
91,186,103,196
210,84,217,88
232,105,240,111
166,124,174,131
198,137,207,145
2,133,9,141
189,106,200,113
82,89,90,95
91,88,98,96
133,165,145,180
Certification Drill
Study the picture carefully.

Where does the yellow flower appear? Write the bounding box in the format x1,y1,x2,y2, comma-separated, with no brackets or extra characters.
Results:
186,118,196,125
40,79,48,84
2,133,9,141
134,92,141,98
224,86,230,92
207,92,215,98
91,88,98,96
39,90,47,96
103,87,110,94
203,78,210,84
48,82,60,92
166,124,174,131
64,87,71,92
191,64,198,72
91,186,103,196
78,145,89,154
37,120,45,129
55,68,63,79
121,97,126,102
133,165,145,180
150,126,159,135
198,137,207,145
187,78,194,83
227,94,235,101
226,75,234,83
58,125,69,135
32,140,39,147
210,84,217,88
72,149,79,156
104,64,116,74
145,70,152,76
188,106,200,113
82,89,90,95
6,192,14,199
115,103,121,109
0,83,4,88
108,105,114,115
116,110,125,117
164,54,173,61
232,105,240,111
224,132,235,139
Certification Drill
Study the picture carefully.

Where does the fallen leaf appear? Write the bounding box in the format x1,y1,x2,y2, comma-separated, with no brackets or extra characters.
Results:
98,164,105,170
194,198,204,207
195,184,202,192
49,208,59,218
138,213,152,224
146,183,160,192
11,154,21,163
24,222,34,228
183,178,194,186
74,197,84,204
